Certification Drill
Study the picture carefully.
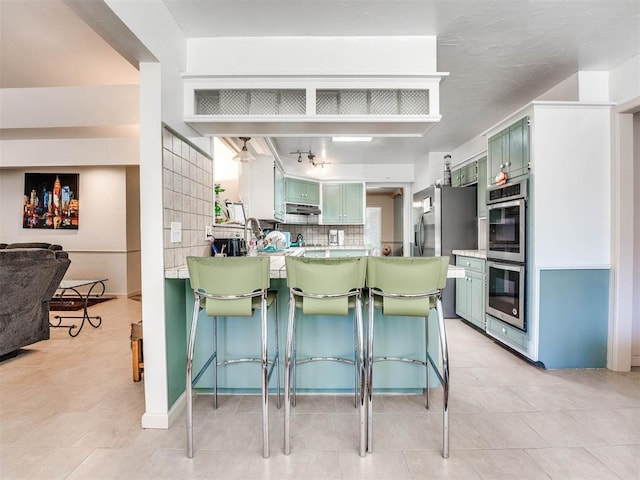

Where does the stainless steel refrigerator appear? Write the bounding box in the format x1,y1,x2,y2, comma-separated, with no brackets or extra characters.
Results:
413,184,478,317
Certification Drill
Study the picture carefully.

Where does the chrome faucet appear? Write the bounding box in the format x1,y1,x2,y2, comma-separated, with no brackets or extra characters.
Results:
244,217,265,242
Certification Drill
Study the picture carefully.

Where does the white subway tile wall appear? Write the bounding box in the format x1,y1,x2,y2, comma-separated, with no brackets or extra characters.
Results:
281,224,365,247
162,127,214,268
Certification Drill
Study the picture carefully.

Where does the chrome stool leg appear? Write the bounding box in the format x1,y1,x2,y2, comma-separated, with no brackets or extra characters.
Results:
261,295,269,458
366,289,374,453
186,296,201,458
355,294,366,457
284,291,296,455
213,315,218,409
425,314,429,410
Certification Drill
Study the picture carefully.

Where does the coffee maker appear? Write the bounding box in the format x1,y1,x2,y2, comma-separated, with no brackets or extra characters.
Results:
328,229,338,246
212,238,247,256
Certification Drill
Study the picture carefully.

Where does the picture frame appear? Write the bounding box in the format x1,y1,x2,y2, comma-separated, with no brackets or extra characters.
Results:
23,173,79,229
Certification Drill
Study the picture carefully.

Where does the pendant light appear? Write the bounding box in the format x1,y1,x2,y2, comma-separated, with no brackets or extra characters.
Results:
232,137,255,163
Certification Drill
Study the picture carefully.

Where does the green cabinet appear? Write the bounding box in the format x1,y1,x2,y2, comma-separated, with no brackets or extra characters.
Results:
455,255,486,330
461,162,478,186
477,156,487,218
488,116,530,185
452,162,478,187
285,177,320,205
451,167,462,187
322,183,364,224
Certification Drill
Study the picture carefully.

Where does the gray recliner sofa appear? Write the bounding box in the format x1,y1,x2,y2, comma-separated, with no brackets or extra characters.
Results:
0,243,71,358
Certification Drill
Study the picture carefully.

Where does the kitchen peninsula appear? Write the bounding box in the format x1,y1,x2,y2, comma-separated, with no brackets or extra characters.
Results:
163,250,464,408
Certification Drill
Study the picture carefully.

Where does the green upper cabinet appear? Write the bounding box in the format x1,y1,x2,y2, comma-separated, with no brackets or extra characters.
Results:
451,167,462,187
477,156,488,218
488,116,530,184
285,177,320,205
322,183,364,224
452,162,478,187
460,161,478,186
274,164,285,222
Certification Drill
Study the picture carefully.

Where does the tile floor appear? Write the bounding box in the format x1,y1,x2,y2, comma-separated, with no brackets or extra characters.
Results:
0,297,638,479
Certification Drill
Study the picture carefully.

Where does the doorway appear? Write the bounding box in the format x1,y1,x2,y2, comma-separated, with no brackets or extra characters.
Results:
365,187,404,256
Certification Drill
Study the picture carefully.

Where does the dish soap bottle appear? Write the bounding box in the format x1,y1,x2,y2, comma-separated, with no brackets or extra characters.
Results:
248,235,258,257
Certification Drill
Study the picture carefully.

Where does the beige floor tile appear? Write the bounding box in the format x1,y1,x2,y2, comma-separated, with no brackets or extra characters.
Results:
521,410,608,447
402,448,481,479
339,450,411,479
0,446,93,480
465,412,549,449
463,448,550,479
564,408,640,445
65,448,155,479
585,444,640,480
1,300,638,479
525,446,622,479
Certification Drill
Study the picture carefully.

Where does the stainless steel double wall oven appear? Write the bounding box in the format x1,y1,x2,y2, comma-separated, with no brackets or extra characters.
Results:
486,178,528,330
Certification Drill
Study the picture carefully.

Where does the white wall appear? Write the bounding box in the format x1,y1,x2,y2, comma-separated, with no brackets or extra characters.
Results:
610,55,640,104
187,36,438,75
0,166,138,295
0,85,138,128
532,104,611,268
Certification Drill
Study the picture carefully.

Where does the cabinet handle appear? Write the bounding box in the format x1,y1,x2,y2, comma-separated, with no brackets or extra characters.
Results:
501,327,507,334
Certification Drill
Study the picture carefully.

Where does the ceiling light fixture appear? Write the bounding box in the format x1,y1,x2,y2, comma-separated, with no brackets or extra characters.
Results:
331,136,372,142
290,150,330,168
232,137,255,163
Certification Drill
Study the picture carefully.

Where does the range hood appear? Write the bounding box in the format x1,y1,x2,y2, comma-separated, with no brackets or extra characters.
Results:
286,203,321,215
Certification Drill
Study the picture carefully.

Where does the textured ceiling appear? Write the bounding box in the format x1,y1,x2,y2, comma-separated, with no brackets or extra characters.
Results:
1,0,638,167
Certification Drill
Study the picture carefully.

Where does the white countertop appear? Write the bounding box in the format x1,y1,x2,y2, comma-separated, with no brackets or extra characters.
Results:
165,251,465,279
452,249,487,259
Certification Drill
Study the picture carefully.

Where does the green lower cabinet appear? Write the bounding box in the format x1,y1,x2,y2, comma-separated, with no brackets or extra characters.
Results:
455,256,485,330
486,315,528,350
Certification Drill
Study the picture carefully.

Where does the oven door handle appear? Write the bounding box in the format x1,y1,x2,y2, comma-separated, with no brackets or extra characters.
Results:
487,198,525,210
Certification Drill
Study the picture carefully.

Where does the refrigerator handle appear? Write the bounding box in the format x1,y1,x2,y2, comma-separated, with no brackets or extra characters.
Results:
417,214,425,256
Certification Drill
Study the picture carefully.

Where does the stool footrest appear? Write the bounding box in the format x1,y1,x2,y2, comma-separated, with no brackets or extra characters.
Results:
296,356,355,366
373,356,427,367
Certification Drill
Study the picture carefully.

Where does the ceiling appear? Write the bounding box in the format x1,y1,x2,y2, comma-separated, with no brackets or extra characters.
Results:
1,0,639,169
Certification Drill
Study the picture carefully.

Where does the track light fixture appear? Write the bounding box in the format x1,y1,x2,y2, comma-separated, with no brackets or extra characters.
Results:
290,150,330,168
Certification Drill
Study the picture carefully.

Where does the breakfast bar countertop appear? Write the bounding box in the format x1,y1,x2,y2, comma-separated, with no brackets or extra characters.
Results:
165,251,465,280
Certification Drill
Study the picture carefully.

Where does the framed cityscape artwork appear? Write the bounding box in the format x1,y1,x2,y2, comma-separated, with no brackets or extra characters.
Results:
23,173,79,229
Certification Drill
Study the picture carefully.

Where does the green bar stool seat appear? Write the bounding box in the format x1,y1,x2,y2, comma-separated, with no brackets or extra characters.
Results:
283,256,367,457
366,256,450,458
185,256,280,458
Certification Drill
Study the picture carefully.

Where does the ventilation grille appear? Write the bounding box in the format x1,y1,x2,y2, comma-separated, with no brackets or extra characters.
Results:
195,89,306,115
316,89,429,115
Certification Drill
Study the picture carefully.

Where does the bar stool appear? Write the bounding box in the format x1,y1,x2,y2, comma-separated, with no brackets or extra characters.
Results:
185,256,280,458
366,256,450,458
283,256,367,457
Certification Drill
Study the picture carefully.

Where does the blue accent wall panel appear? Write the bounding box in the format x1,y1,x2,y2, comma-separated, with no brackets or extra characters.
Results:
538,269,609,369
165,279,188,406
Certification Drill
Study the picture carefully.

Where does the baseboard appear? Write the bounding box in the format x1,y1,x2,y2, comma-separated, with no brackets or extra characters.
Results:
140,392,186,429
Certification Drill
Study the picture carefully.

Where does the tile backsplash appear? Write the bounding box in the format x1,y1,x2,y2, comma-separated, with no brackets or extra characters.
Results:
279,224,364,247
162,126,214,268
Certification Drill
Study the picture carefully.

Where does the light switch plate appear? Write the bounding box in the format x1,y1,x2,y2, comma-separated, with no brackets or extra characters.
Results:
205,225,213,240
170,222,182,243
